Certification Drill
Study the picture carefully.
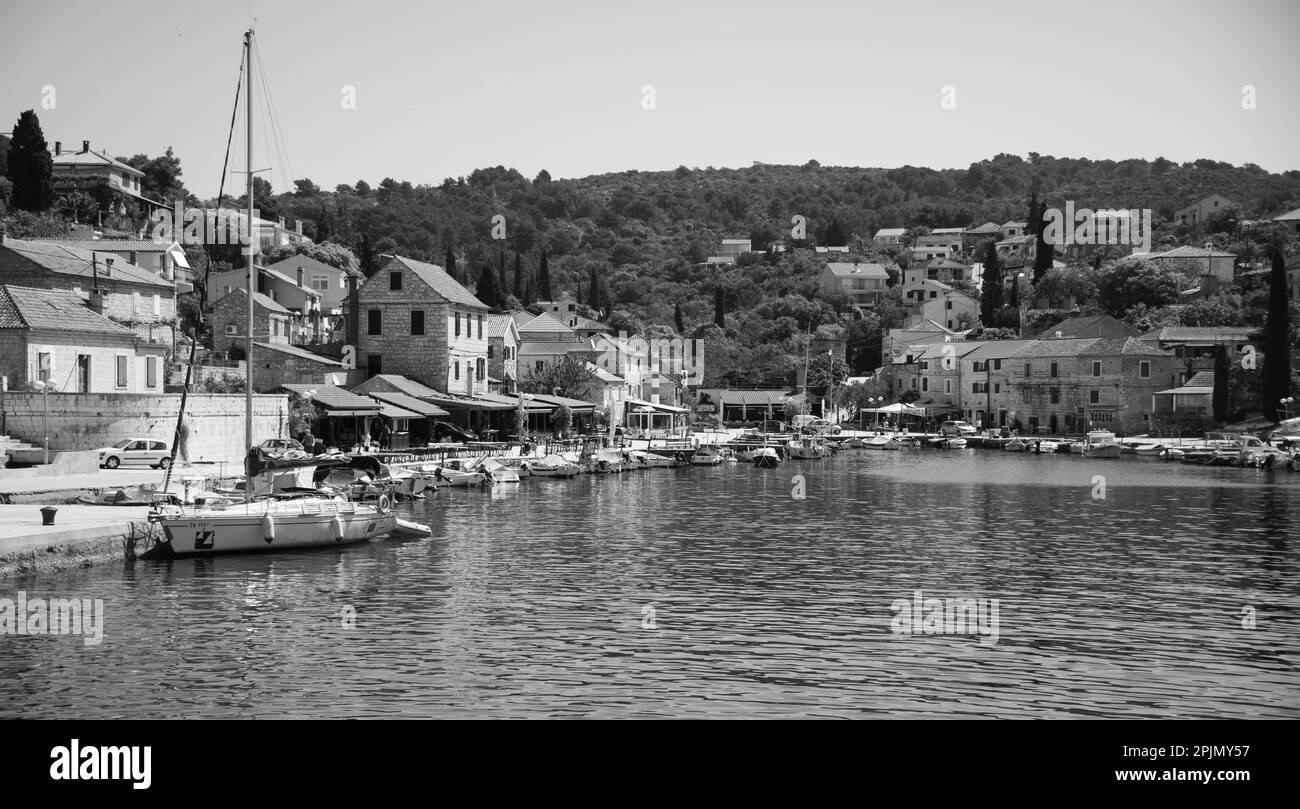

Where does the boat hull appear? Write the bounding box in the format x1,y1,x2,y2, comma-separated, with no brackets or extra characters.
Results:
147,501,395,558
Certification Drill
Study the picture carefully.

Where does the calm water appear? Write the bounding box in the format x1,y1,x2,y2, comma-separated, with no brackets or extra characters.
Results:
2,449,1298,718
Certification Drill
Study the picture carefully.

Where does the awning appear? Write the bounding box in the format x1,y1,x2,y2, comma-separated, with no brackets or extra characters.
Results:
423,394,516,411
367,391,450,418
626,398,689,414
317,408,377,418
527,393,596,412
497,393,552,413
376,402,421,420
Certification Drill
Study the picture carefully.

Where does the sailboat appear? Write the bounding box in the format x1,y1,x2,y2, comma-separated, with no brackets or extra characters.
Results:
144,29,405,558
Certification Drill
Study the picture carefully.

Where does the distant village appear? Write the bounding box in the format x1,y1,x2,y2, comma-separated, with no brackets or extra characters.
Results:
2,135,1300,460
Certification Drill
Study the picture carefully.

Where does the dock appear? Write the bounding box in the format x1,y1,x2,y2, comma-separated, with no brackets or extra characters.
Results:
0,504,156,580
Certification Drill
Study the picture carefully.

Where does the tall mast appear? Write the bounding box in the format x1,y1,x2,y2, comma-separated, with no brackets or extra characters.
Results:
244,28,254,502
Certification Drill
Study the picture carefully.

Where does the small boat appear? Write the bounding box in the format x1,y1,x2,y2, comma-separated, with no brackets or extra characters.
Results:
1132,442,1166,457
786,437,830,459
1004,438,1031,452
478,458,521,483
585,448,630,474
528,454,583,477
421,463,487,487
844,437,866,449
391,517,433,539
752,447,781,468
1160,447,1185,461
943,437,968,449
1082,430,1122,459
864,435,894,450
690,446,726,466
480,456,530,478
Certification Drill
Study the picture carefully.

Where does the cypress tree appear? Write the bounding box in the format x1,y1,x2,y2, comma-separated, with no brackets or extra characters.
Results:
475,262,503,310
8,110,54,212
980,241,1003,326
1033,200,1054,283
588,264,600,313
714,286,726,329
674,303,685,334
1213,344,1229,423
498,248,508,293
445,244,458,283
1262,249,1291,422
538,248,553,301
513,251,523,300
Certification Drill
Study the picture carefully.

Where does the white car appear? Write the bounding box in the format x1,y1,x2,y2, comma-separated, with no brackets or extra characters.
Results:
98,439,172,469
939,420,978,437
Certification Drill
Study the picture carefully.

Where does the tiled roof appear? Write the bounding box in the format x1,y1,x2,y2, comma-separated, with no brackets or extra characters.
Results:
487,314,518,339
264,253,363,279
964,340,1035,360
0,284,137,335
254,342,344,366
352,374,445,400
917,341,982,360
586,362,624,383
1042,315,1139,339
1002,221,1027,228
1013,338,1103,358
826,262,889,278
966,222,1001,233
280,384,379,410
1141,326,1256,342
382,255,487,309
1273,207,1300,222
0,238,173,288
519,311,575,334
365,390,450,417
510,310,537,328
573,314,612,332
1152,245,1236,259
218,286,292,314
51,149,144,175
259,265,322,295
931,228,965,235
28,238,172,252
923,258,968,270
1083,337,1170,357
874,228,906,237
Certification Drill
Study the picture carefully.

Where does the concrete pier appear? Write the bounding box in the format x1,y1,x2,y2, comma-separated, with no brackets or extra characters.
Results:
0,504,156,580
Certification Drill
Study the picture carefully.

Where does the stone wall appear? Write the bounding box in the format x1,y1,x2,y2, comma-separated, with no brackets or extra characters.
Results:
0,392,289,466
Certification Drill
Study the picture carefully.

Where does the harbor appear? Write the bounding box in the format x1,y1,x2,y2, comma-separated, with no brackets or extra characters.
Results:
1,445,1295,719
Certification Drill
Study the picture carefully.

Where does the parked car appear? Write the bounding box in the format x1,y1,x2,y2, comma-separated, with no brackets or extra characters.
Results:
939,420,978,436
259,438,305,455
97,439,171,469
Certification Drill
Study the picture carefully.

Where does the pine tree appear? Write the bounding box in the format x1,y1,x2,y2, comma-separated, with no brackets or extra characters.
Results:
513,251,523,300
1033,200,1054,283
8,110,53,211
980,241,1003,326
445,244,458,283
674,303,685,334
714,286,726,329
1213,344,1230,423
473,262,501,310
1262,249,1291,422
538,249,553,300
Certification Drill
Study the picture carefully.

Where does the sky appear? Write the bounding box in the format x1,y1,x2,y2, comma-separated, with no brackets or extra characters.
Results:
3,0,1298,199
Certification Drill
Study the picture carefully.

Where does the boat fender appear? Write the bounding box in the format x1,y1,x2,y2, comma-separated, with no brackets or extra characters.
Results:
377,494,391,513
262,514,275,544
597,459,610,472
331,514,345,542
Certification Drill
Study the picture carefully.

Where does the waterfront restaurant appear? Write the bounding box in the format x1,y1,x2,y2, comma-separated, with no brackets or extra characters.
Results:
696,389,805,422
363,390,450,447
281,383,381,451
623,398,691,438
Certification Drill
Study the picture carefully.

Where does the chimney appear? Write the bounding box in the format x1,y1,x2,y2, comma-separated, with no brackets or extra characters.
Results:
82,140,90,153
295,220,303,236
88,289,105,315
346,273,360,351
54,141,61,156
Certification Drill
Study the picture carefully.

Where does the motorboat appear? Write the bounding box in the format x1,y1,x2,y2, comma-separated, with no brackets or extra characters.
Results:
864,435,898,450
480,456,530,478
586,448,630,474
478,457,521,483
629,450,679,468
752,447,781,468
1082,430,1122,459
392,517,433,539
420,462,487,487
690,446,726,466
1132,442,1166,457
786,437,830,459
1160,447,1185,461
1004,437,1031,452
527,454,583,477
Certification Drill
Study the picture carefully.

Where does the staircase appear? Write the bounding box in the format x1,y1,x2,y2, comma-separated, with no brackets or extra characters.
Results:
1,435,44,467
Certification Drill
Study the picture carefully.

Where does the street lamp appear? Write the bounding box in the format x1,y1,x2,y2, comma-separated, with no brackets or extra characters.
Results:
1280,397,1294,421
32,379,57,465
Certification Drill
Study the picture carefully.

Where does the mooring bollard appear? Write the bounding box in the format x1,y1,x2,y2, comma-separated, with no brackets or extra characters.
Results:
40,506,58,526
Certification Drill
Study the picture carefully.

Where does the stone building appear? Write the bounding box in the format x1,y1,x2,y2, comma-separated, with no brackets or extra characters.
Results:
487,314,520,393
355,254,490,395
209,287,293,356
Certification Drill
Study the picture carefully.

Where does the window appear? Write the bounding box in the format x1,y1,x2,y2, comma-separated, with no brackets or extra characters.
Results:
994,383,1001,394
1021,388,1031,403
1024,363,1032,377
367,309,382,335
946,300,953,310
476,358,485,379
37,351,51,383
390,271,403,291
972,361,985,372
1090,389,1100,404
1050,387,1060,404
311,274,329,290
225,285,232,296
920,361,929,371
536,361,544,372
367,354,382,376
477,314,483,339
116,356,128,388
944,379,951,394
146,356,158,388
454,362,460,381
455,312,461,337
132,292,140,314
487,345,495,358
1050,362,1058,378
411,310,425,336
921,377,929,392
972,382,986,393
1092,361,1102,377
993,359,1002,371
153,294,161,316
1140,361,1150,378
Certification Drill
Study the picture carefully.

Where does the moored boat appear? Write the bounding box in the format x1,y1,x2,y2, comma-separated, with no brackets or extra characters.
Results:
752,447,781,468
528,454,583,477
786,437,830,459
1082,430,1122,459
